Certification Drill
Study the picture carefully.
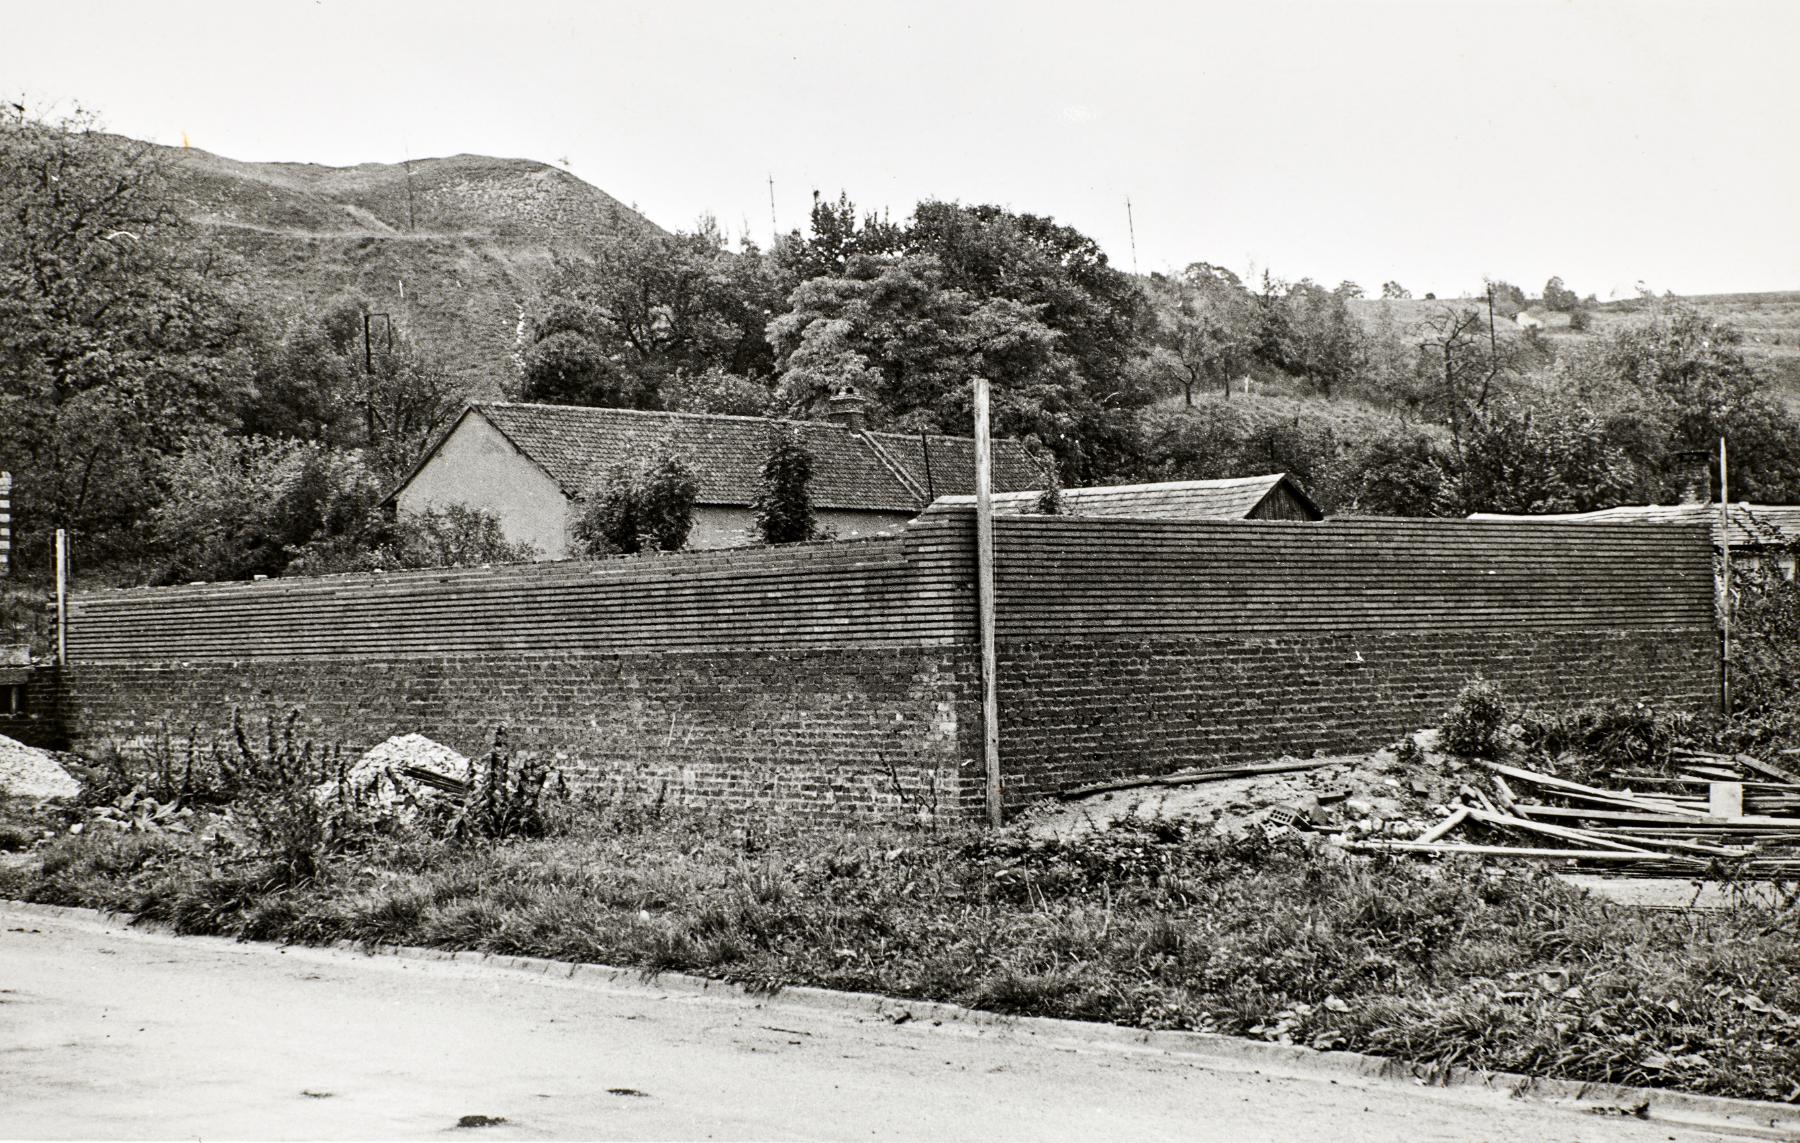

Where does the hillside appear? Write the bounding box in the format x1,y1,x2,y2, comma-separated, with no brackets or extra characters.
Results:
1349,291,1800,401
144,140,661,391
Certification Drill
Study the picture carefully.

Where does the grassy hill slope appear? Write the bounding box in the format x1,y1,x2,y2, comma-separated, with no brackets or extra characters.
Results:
1350,291,1800,402
146,141,661,392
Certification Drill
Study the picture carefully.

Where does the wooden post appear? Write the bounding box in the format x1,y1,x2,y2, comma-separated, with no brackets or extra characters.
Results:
973,378,1002,827
54,528,68,666
1719,435,1731,717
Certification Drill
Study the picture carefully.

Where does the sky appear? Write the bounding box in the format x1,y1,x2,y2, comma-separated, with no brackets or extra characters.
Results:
5,0,1797,299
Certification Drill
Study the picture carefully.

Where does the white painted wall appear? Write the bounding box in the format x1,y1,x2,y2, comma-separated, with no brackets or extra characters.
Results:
684,506,913,549
396,413,573,559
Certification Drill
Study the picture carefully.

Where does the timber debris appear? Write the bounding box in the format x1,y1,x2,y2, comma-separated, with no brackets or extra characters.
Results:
1350,748,1800,876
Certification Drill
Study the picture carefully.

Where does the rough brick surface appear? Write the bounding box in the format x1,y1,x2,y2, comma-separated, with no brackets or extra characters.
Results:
58,647,980,824
988,630,1720,812
46,512,1720,822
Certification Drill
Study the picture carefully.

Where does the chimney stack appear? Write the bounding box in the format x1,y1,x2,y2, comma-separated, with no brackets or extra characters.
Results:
1675,451,1713,506
826,385,871,433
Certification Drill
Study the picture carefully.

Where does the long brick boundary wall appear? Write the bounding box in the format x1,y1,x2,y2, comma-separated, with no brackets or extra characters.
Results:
983,514,1719,811
48,508,1718,822
56,517,982,822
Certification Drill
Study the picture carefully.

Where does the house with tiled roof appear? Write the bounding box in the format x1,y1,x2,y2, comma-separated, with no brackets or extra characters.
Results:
389,393,1050,558
934,474,1322,521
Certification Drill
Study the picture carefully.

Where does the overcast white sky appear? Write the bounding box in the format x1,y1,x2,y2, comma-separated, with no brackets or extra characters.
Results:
6,0,1796,298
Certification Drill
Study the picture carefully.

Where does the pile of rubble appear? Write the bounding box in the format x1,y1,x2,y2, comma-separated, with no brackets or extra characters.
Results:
318,733,471,814
0,733,81,802
1038,731,1800,878
1030,732,1461,844
1353,747,1800,876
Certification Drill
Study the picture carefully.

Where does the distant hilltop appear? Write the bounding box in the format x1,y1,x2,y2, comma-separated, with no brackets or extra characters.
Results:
139,138,662,390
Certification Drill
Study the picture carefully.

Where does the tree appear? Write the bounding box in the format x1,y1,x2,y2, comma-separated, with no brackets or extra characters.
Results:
1381,281,1411,300
1328,430,1450,517
635,452,700,552
774,190,903,282
571,463,642,555
286,504,539,576
1484,279,1528,317
522,215,786,410
1417,303,1529,459
149,433,383,583
569,450,699,556
752,426,816,544
1604,308,1800,501
1449,400,1639,514
1286,280,1368,399
1542,276,1579,313
1146,264,1256,405
0,105,253,570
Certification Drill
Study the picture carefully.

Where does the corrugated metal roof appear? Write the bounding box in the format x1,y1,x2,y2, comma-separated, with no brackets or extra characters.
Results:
466,403,1046,513
933,474,1321,519
1469,502,1800,548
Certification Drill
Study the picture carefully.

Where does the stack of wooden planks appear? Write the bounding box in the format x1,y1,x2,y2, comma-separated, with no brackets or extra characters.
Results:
1349,747,1800,876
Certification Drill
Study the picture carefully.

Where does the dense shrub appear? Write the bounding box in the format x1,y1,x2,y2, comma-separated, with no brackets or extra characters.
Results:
1438,678,1513,757
752,425,816,544
572,451,699,556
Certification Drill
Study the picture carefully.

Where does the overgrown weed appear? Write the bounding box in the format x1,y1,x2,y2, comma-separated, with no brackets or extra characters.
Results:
4,810,1797,1102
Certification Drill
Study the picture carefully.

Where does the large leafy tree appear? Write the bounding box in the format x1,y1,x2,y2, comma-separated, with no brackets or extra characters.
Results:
769,196,1155,481
1602,308,1800,501
240,295,461,480
520,215,787,410
1449,399,1639,514
0,105,252,569
1145,263,1255,405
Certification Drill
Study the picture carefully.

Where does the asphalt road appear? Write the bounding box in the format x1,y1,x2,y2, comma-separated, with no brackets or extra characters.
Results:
0,902,1766,1141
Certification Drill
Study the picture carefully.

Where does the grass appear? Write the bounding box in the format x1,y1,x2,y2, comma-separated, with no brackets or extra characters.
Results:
4,796,1798,1104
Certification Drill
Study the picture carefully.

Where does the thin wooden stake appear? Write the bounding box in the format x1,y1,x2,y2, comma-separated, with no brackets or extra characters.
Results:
1720,434,1732,716
974,378,1002,828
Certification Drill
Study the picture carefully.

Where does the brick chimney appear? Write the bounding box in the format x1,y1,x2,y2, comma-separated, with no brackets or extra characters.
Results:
1674,451,1712,505
826,385,871,433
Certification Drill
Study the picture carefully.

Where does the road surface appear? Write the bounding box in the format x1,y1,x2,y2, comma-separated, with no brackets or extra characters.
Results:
0,902,1767,1140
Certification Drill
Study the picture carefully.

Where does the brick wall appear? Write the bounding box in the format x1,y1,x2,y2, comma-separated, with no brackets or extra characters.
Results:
50,508,1717,822
978,514,1718,811
990,630,1716,811
58,649,977,823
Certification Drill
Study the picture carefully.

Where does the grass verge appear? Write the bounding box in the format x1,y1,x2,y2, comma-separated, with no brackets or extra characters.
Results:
3,800,1798,1105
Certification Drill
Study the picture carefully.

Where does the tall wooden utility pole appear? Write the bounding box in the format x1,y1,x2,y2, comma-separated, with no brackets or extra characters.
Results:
973,378,1002,827
54,529,68,665
1719,435,1732,717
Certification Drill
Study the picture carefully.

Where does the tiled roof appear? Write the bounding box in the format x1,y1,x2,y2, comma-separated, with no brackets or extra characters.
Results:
465,403,1046,513
934,474,1319,520
864,431,1049,499
1469,503,1800,548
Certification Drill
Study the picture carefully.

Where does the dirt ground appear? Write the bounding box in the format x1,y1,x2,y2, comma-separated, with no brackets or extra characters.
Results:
0,903,1765,1142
